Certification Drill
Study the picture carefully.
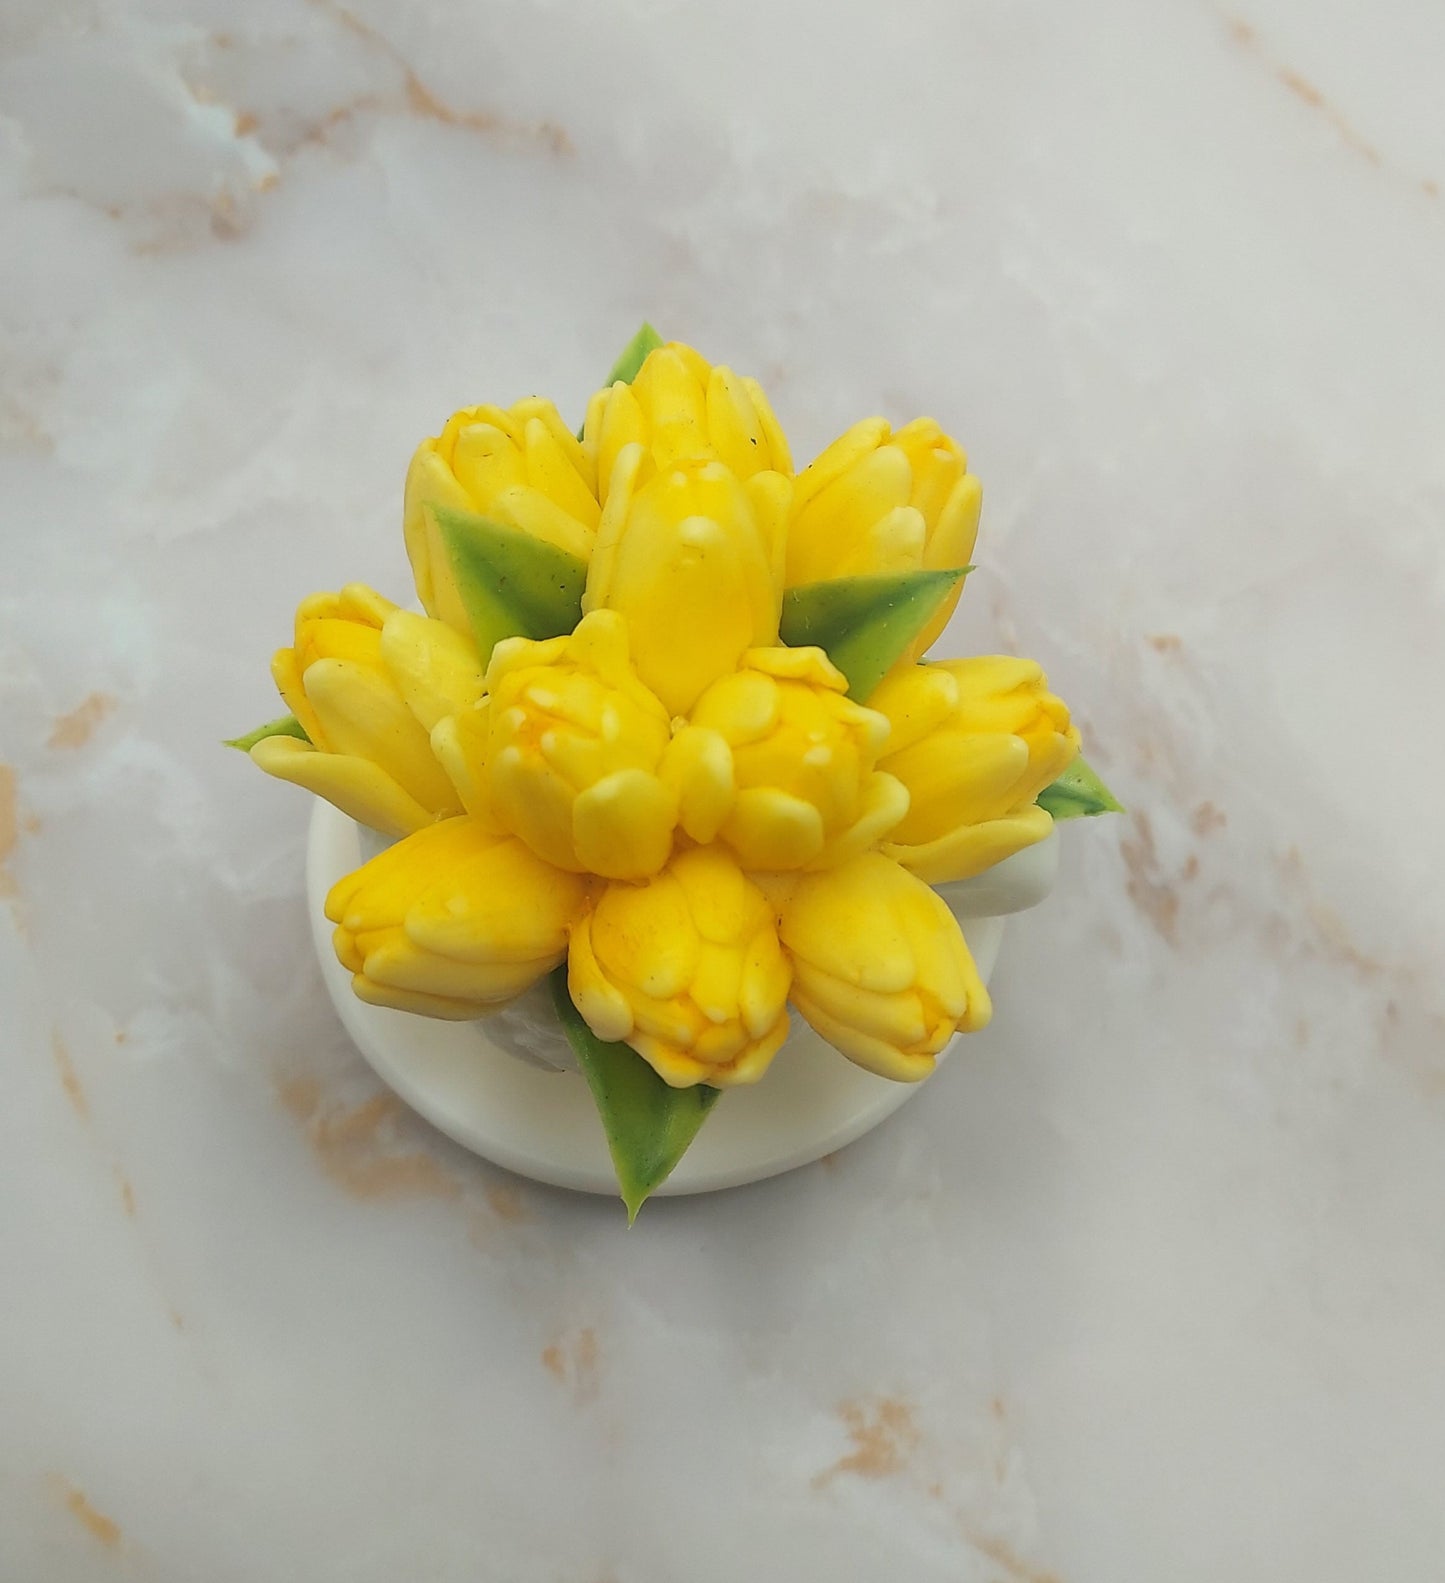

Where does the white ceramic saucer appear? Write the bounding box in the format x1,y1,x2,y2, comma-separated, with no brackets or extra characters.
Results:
306,802,1057,1197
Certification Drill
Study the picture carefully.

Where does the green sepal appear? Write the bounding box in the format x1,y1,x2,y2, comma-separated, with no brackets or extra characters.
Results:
778,568,968,702
601,321,664,388
1037,755,1124,819
549,967,721,1223
434,506,588,665
224,714,310,752
577,322,665,438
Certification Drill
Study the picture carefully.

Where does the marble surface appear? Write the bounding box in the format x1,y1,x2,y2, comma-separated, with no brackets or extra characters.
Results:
2,0,1443,1577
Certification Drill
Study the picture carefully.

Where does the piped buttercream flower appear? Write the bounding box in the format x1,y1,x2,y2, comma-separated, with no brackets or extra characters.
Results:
251,584,482,837
583,341,791,500
568,846,792,1088
786,417,980,664
405,397,600,632
583,449,790,716
872,657,1080,882
432,609,680,882
326,817,592,1019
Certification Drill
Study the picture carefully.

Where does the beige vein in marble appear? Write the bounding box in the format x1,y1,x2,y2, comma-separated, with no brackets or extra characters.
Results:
1223,12,1439,196
0,765,19,901
541,1328,602,1406
52,1477,122,1549
48,693,117,751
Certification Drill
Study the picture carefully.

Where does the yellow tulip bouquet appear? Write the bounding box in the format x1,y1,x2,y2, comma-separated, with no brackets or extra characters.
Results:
231,327,1120,1216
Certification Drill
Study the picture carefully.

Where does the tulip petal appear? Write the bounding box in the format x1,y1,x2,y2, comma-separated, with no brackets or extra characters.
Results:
886,733,1032,841
332,925,364,974
706,366,768,478
925,473,982,573
351,975,491,1020
567,851,786,1092
567,918,636,1043
595,385,647,505
250,735,435,839
893,418,966,523
745,469,792,594
325,818,499,927
302,658,461,815
883,803,1054,884
588,460,780,715
689,940,744,1026
630,347,709,468
490,741,580,871
295,619,385,677
427,703,496,821
790,417,891,520
660,726,734,844
812,770,910,869
404,445,478,632
787,444,911,587
791,961,929,1047
489,484,597,562
589,871,699,1001
584,440,643,613
780,852,991,1077
271,648,326,748
712,1011,790,1086
739,926,793,1039
675,845,753,942
787,987,941,1083
404,839,588,964
572,767,678,881
867,664,960,756
523,416,601,527
365,936,554,1003
379,611,486,733
860,505,927,576
337,584,399,628
740,644,848,691
724,787,825,870
450,419,526,502
781,861,917,997
742,376,792,474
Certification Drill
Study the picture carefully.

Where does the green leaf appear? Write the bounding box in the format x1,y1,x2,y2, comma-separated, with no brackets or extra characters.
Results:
601,321,664,388
549,967,721,1222
1037,755,1124,819
779,568,968,702
224,713,310,752
434,506,588,664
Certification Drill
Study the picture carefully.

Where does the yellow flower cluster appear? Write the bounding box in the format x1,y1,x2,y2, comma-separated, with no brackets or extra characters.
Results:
250,342,1079,1087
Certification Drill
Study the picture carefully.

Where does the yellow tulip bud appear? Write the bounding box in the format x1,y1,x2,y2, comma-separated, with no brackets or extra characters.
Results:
404,397,600,632
786,417,981,662
687,646,909,871
582,342,792,502
779,851,990,1081
873,657,1080,883
452,609,680,880
251,584,483,837
325,817,590,1019
568,847,792,1088
584,451,789,716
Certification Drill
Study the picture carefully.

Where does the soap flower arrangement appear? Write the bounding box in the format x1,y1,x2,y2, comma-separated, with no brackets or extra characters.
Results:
231,328,1119,1216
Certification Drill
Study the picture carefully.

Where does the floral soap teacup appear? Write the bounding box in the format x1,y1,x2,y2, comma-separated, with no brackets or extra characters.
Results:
232,327,1120,1215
